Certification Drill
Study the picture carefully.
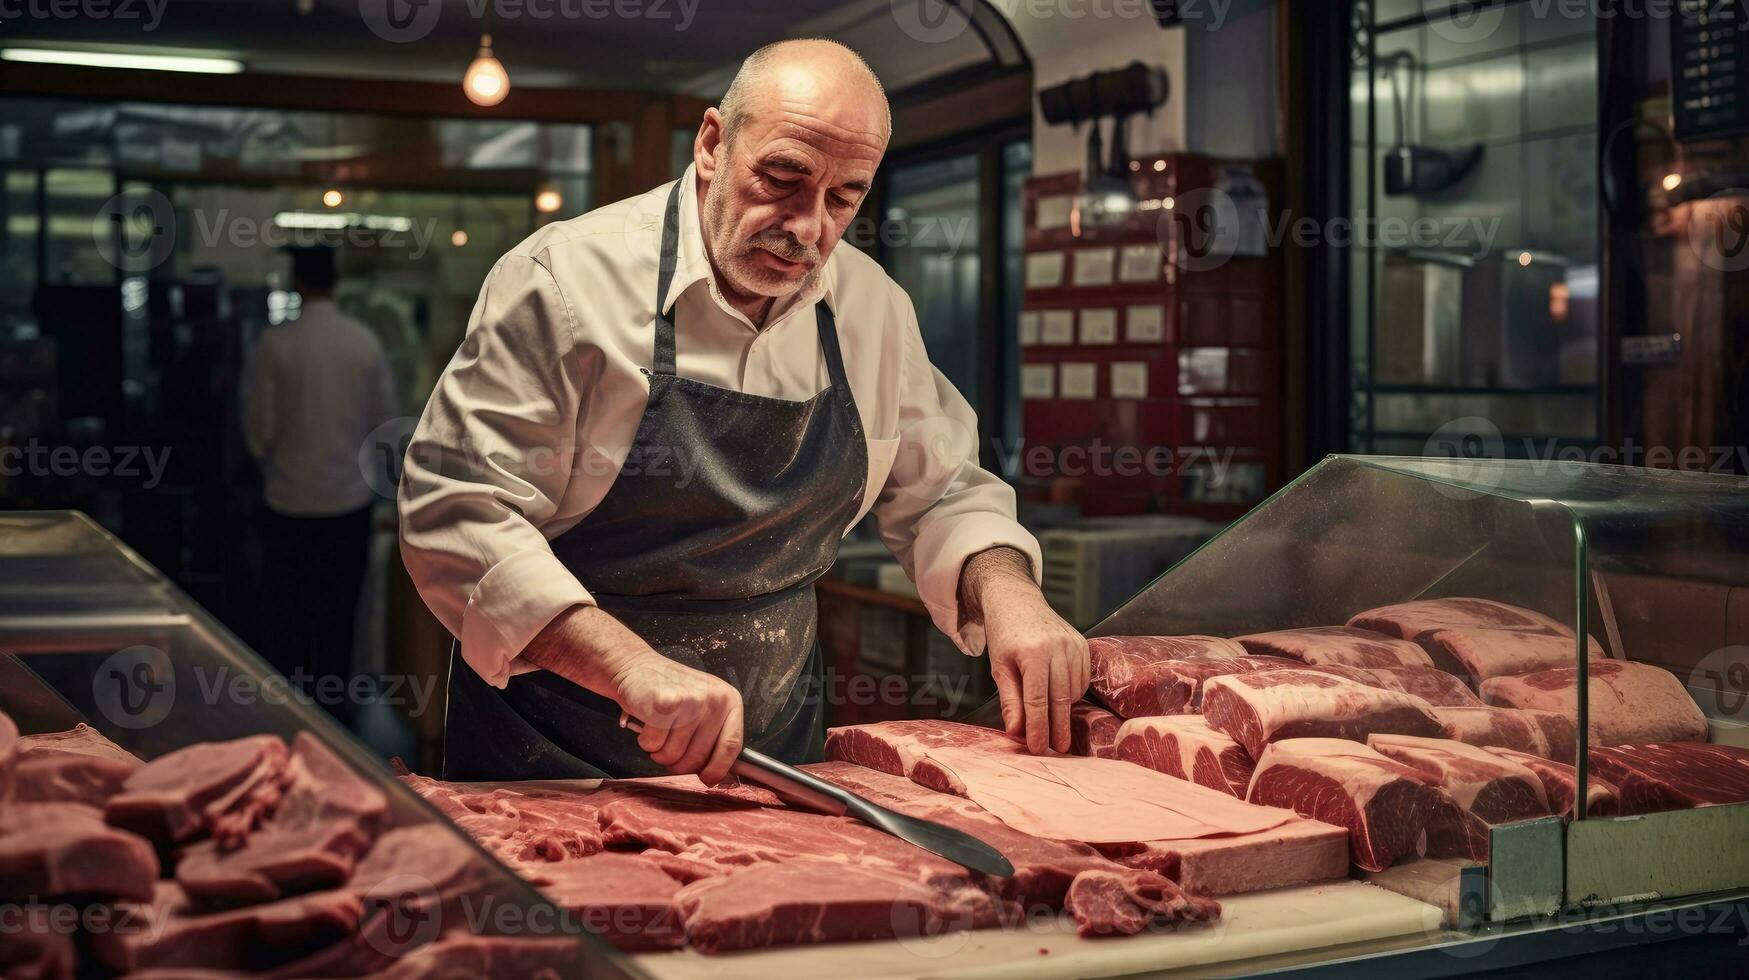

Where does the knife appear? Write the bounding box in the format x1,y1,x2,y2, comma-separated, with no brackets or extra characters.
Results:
619,713,1014,878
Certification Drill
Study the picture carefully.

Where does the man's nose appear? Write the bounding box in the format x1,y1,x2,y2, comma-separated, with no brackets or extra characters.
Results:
779,192,827,248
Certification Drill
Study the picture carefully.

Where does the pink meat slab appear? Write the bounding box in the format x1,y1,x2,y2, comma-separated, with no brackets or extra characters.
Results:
1482,746,1620,818
92,882,361,974
105,734,290,843
1098,816,1350,896
822,719,1028,795
1113,715,1255,798
1246,738,1447,873
0,801,159,901
1586,742,1749,815
18,722,143,765
350,935,583,979
0,905,77,980
1429,705,1554,758
1063,869,1220,938
1201,669,1445,759
1235,627,1435,670
13,748,137,807
1360,666,1485,707
1071,702,1123,758
1087,635,1248,717
1480,661,1709,747
1419,627,1606,688
1348,597,1601,646
1366,734,1550,862
536,852,689,951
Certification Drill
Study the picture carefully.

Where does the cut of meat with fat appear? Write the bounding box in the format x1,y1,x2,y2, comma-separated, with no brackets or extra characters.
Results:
0,802,159,901
1361,667,1484,707
91,882,361,974
1480,661,1709,747
1063,869,1221,938
1482,747,1619,818
1429,706,1557,758
1348,597,1602,648
1247,738,1447,872
822,719,1027,795
1201,670,1445,759
1071,702,1123,758
105,734,291,843
536,852,690,951
1235,627,1434,670
1113,715,1254,798
1347,597,1606,687
1096,819,1350,896
0,905,77,980
1586,742,1749,815
1087,635,1248,717
1366,735,1550,862
12,749,137,807
17,722,142,765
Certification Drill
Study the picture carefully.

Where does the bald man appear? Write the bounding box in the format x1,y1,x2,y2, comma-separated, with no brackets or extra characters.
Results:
403,40,1088,785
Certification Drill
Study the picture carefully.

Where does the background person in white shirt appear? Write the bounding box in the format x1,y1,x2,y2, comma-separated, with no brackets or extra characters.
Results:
401,39,1087,784
245,244,398,715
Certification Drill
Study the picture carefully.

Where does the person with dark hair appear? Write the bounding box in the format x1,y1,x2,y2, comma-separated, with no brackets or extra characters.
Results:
244,244,398,717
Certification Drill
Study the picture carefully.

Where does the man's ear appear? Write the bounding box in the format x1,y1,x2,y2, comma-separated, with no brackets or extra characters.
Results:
695,108,725,182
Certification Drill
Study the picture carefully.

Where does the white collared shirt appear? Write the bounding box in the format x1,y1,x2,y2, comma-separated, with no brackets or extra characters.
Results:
399,165,1041,687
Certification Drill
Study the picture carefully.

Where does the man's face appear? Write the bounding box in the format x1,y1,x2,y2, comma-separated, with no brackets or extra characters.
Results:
699,90,885,302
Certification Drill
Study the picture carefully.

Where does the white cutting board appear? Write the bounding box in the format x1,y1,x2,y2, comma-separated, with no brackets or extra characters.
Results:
631,880,1444,979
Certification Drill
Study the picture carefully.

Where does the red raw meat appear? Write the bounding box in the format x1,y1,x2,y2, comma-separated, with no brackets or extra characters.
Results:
1360,666,1484,707
1201,669,1445,759
1113,715,1254,798
1586,742,1749,815
1482,747,1619,819
1480,661,1708,747
1070,702,1123,758
0,711,15,798
105,734,291,843
1098,818,1349,897
91,882,361,974
1366,735,1550,861
823,719,1028,795
1063,869,1220,938
1429,706,1554,758
0,802,158,901
12,750,137,807
1235,627,1434,669
536,852,689,951
17,722,141,765
1247,738,1446,872
1347,597,1606,687
1087,635,1247,717
355,934,583,979
0,905,76,980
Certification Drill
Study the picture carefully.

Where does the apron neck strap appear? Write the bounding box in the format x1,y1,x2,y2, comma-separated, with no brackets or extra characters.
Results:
655,177,850,391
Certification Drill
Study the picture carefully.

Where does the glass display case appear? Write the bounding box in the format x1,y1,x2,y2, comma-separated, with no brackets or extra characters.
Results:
1095,455,1749,931
0,510,632,978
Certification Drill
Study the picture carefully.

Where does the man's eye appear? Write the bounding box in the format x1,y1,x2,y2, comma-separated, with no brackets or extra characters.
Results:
763,174,799,191
829,194,855,210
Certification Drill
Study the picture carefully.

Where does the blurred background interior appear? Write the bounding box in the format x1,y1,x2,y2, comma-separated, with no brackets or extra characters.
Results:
0,0,1743,766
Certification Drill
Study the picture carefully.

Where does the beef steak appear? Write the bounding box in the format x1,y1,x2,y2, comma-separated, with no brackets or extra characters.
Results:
1480,661,1708,747
1201,669,1445,759
1246,738,1446,873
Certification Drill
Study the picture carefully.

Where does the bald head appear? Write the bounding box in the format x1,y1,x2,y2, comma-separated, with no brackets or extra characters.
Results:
693,39,890,320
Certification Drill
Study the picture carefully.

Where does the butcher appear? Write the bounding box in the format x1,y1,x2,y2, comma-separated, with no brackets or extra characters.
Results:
400,39,1087,786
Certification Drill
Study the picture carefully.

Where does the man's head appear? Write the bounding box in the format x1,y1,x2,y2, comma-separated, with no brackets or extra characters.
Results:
695,39,890,308
286,244,338,299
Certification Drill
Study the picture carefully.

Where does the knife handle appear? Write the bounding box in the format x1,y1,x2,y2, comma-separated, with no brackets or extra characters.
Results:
620,712,851,817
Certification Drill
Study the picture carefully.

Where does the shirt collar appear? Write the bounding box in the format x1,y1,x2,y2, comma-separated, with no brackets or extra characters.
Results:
660,163,837,329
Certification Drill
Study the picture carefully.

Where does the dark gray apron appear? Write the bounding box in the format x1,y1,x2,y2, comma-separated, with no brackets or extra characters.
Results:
442,180,869,781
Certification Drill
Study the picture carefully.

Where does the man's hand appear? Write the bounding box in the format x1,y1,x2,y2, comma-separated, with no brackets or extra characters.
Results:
524,605,745,786
959,547,1089,754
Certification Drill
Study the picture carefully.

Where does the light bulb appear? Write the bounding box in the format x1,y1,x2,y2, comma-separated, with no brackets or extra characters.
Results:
534,189,562,214
1517,251,1533,267
451,229,468,247
322,188,343,208
1662,172,1682,191
463,37,509,107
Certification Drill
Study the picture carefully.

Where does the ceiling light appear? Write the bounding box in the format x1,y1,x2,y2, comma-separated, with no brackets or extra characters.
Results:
0,49,243,74
451,229,468,247
534,189,562,214
463,35,509,107
1662,172,1683,191
1517,251,1534,267
322,189,344,208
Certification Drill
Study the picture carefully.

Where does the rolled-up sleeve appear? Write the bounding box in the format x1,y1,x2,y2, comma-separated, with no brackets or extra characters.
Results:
870,299,1042,657
398,253,593,687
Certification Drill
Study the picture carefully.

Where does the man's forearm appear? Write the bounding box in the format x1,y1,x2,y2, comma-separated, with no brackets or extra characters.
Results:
522,604,655,697
957,545,1040,622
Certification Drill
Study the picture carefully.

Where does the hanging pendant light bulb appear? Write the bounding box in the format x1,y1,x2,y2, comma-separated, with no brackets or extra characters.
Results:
463,33,509,107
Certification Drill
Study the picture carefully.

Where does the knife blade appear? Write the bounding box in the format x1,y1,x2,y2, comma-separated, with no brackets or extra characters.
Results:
620,713,1014,878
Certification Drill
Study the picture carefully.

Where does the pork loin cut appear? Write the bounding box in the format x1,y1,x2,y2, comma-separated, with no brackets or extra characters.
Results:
1348,597,1593,642
105,734,291,843
13,749,137,807
1201,669,1445,759
0,802,159,901
536,852,689,951
1087,635,1247,717
1360,666,1485,707
1235,627,1434,670
1246,738,1446,872
1070,702,1123,758
1586,742,1749,815
1481,747,1619,818
1112,715,1254,798
1347,597,1606,686
1429,706,1554,758
1063,869,1221,938
1480,661,1708,747
1097,818,1350,896
91,882,360,974
1366,735,1550,861
822,719,1026,795
17,722,141,765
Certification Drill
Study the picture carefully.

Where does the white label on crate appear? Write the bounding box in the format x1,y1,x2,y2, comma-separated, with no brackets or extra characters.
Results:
1018,311,1041,347
1025,251,1065,289
1111,361,1150,399
1036,194,1073,230
1079,308,1117,345
1040,310,1075,345
1021,364,1055,399
1072,247,1116,287
1126,304,1166,343
1060,363,1097,399
1118,243,1160,283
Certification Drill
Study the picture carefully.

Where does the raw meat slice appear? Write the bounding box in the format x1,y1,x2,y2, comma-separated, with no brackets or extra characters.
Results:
674,859,1009,953
1087,635,1247,717
176,820,373,908
105,734,291,843
1246,738,1447,872
822,720,1027,795
1349,597,1597,644
1070,702,1123,758
1366,734,1550,861
1586,742,1749,815
1348,598,1606,685
273,732,388,833
0,802,158,900
1430,706,1553,758
1480,661,1709,747
1360,666,1485,707
1098,817,1350,896
1063,869,1220,938
1201,669,1445,759
1482,747,1619,819
1235,627,1434,669
13,749,137,807
0,905,76,980
17,722,142,765
1112,715,1254,798
91,882,361,974
355,934,583,979
536,852,688,951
